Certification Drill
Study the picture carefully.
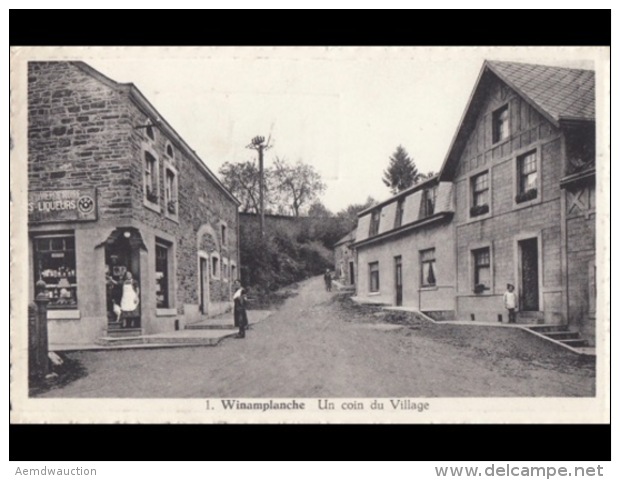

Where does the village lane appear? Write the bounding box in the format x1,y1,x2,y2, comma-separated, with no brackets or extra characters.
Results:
38,276,595,398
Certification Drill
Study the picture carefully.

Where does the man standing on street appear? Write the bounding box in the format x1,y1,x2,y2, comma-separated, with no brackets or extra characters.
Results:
324,269,332,292
233,283,249,338
503,283,518,324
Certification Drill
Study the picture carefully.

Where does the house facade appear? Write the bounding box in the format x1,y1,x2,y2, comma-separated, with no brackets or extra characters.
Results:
27,61,240,345
333,228,356,287
438,61,596,342
353,178,456,318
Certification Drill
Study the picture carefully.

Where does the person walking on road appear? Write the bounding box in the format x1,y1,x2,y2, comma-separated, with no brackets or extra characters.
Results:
324,269,333,292
233,283,249,339
503,283,518,324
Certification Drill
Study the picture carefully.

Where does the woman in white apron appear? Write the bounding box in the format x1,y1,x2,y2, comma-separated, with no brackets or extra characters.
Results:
120,271,140,328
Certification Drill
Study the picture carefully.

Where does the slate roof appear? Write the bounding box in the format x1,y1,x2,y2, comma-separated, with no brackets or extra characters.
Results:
439,60,596,181
334,228,357,247
486,61,595,123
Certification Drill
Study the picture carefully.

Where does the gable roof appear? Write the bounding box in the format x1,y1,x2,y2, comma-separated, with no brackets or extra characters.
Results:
439,60,595,181
334,228,357,247
487,61,595,123
71,61,240,206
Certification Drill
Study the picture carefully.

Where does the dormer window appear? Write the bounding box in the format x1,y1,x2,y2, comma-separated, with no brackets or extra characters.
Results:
394,198,405,228
492,105,509,143
369,209,381,237
420,186,437,218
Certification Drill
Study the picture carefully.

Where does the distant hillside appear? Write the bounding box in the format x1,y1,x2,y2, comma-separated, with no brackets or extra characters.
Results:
238,213,351,292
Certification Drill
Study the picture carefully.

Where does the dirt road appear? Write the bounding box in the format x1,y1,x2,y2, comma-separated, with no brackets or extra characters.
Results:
38,276,595,398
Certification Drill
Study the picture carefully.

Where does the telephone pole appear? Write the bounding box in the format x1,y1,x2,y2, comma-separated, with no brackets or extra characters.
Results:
246,135,270,237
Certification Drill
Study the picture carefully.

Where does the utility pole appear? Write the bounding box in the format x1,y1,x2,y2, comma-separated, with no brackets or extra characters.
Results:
246,135,271,237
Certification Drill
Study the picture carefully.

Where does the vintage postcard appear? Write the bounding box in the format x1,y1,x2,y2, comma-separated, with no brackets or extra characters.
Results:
9,46,610,424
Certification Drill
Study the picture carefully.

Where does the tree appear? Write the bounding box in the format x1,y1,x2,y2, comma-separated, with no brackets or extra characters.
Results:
418,171,437,181
336,196,378,231
307,200,333,218
219,160,274,213
272,157,326,217
382,145,420,194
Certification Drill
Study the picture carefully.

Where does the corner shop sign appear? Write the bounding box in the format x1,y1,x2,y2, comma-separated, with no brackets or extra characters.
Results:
28,188,98,223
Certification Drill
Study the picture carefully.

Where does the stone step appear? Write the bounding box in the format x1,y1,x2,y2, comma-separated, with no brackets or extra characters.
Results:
104,327,144,337
97,336,147,346
185,323,235,330
528,325,569,334
544,331,581,340
560,338,589,348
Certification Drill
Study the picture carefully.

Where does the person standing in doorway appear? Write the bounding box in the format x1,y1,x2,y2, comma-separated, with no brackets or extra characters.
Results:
324,269,332,292
503,283,518,324
233,284,249,339
120,271,140,328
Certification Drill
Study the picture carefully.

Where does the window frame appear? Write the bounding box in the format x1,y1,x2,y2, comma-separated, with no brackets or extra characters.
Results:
492,104,510,144
163,161,179,220
369,209,381,237
221,223,227,246
394,198,405,228
155,240,172,309
420,248,437,288
369,261,380,293
211,252,220,279
143,148,160,212
472,246,492,293
32,233,79,310
420,185,437,219
469,170,490,218
512,146,542,209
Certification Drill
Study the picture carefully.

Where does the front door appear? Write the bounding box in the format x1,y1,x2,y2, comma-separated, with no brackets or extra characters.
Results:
199,257,208,314
394,256,403,306
519,238,539,311
105,232,141,329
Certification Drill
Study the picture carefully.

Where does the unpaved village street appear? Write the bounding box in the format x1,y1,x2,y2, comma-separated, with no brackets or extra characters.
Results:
38,276,595,398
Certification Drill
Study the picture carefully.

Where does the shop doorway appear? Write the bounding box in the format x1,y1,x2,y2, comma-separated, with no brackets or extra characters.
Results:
104,228,144,329
518,238,540,311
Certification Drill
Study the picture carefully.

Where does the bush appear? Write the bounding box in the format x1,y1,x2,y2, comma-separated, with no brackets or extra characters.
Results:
239,220,336,293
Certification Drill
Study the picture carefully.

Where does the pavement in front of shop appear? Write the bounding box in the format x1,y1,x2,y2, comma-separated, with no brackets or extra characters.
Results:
49,310,274,352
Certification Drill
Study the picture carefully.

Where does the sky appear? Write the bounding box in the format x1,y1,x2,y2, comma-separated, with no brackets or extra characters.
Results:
73,47,601,213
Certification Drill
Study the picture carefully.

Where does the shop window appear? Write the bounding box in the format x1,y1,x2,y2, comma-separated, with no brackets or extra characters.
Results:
473,247,491,292
369,209,381,236
394,198,405,228
155,241,171,308
33,234,78,309
470,171,489,217
369,261,380,292
144,151,159,204
420,248,436,287
492,105,510,143
516,150,538,203
164,166,178,215
420,186,437,218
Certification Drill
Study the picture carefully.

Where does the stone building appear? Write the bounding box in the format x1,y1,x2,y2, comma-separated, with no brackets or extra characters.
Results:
438,61,596,343
333,228,356,287
27,61,240,345
353,177,456,318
